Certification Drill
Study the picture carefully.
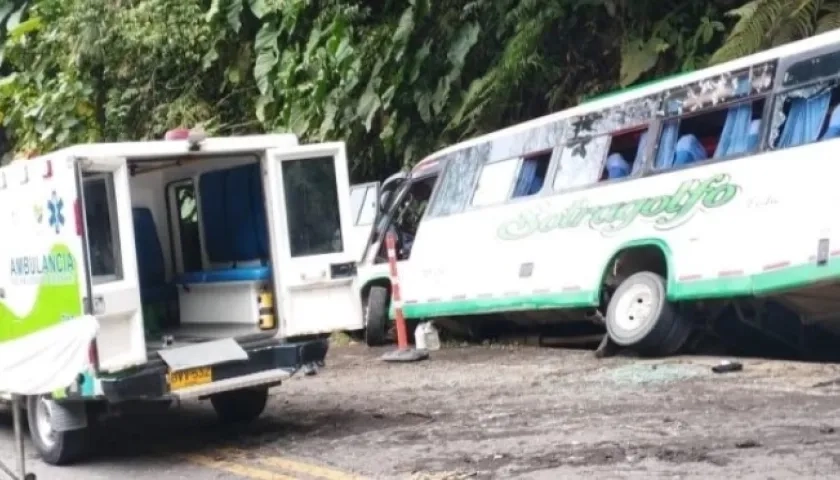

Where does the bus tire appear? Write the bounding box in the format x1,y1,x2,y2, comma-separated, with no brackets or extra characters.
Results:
364,286,389,347
210,387,268,424
27,395,90,465
605,271,688,355
657,308,694,356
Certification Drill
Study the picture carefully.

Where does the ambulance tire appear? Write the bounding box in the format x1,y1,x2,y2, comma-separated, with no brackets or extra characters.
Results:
211,387,268,424
605,271,690,356
27,395,90,465
364,286,390,347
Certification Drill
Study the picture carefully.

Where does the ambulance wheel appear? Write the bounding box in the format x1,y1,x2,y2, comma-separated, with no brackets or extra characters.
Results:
605,271,690,356
27,395,90,465
364,286,389,347
211,387,268,424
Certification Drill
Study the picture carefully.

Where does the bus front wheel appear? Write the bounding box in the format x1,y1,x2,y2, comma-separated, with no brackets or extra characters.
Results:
605,271,691,356
363,286,390,347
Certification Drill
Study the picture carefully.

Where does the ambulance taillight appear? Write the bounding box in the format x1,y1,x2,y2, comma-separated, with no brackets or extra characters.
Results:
88,341,99,371
74,199,83,236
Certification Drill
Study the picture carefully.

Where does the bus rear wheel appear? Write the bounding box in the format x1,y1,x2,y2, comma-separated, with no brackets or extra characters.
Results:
605,271,691,356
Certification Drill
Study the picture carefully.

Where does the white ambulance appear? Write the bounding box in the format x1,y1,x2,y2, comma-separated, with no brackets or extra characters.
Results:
0,131,363,464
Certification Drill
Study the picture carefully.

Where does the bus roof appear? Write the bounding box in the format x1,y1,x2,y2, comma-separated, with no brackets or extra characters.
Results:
415,29,840,167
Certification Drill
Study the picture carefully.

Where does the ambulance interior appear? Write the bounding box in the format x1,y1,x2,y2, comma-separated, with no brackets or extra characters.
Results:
81,151,344,355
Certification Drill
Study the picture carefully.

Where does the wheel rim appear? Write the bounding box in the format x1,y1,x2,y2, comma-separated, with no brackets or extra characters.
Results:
34,397,57,449
613,283,656,334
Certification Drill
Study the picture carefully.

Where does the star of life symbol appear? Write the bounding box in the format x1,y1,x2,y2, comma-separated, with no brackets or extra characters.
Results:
47,190,65,234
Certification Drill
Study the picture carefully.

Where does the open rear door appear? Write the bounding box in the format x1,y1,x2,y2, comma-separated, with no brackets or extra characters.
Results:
76,156,145,371
0,155,98,394
263,142,363,337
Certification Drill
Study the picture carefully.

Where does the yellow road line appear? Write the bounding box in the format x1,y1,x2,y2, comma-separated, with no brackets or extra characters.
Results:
182,453,296,480
260,455,367,480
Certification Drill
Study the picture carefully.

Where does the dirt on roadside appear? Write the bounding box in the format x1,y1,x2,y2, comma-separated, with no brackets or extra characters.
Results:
73,343,840,479
240,344,840,479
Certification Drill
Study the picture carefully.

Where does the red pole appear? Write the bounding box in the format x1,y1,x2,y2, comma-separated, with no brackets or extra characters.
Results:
385,232,409,349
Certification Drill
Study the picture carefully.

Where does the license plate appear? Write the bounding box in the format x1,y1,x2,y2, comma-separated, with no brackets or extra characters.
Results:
168,366,212,391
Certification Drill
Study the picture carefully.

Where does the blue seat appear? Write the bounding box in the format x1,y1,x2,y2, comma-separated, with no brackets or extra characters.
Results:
180,163,271,285
673,134,708,167
177,266,271,284
132,207,176,304
605,153,630,179
821,104,840,140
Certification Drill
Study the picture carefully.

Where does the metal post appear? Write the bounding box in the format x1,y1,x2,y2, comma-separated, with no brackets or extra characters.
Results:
11,395,26,480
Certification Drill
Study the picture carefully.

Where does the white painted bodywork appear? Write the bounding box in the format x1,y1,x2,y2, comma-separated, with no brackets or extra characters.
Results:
0,155,99,395
264,143,363,337
354,29,840,331
1,133,363,399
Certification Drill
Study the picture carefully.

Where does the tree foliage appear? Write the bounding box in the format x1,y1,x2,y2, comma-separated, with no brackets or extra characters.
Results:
0,0,838,175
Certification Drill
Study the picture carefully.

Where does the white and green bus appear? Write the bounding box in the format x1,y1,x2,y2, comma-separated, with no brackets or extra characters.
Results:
355,29,840,355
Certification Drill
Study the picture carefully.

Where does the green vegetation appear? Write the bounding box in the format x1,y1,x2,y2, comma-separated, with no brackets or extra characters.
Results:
0,0,837,178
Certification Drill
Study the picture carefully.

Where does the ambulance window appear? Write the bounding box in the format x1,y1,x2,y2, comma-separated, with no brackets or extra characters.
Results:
174,180,202,273
281,156,344,257
83,174,123,283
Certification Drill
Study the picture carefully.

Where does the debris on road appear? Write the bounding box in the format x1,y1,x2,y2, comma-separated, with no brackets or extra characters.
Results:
712,360,744,374
380,348,430,363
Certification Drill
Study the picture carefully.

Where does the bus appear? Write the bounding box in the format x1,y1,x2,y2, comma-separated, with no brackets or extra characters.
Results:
353,29,840,355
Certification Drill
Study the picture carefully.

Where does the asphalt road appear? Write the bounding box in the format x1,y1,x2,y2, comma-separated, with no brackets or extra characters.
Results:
2,345,840,479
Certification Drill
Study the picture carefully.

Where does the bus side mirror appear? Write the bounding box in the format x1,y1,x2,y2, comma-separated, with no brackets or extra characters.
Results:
378,191,391,212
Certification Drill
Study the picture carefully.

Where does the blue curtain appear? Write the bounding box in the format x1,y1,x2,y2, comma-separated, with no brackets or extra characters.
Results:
512,157,539,197
777,89,831,148
821,105,840,140
714,103,753,158
655,120,680,169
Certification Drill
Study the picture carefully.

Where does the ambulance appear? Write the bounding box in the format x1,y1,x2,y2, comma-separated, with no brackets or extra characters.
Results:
0,130,363,464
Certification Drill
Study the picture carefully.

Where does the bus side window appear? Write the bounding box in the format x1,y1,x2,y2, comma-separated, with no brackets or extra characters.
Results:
384,176,436,260
510,152,551,198
470,157,519,207
772,50,840,149
470,151,552,207
552,135,610,192
653,98,766,171
601,127,648,181
426,144,489,218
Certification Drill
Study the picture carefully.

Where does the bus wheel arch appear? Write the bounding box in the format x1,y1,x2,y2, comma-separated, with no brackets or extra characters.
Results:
362,279,391,347
600,243,691,356
601,244,670,294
